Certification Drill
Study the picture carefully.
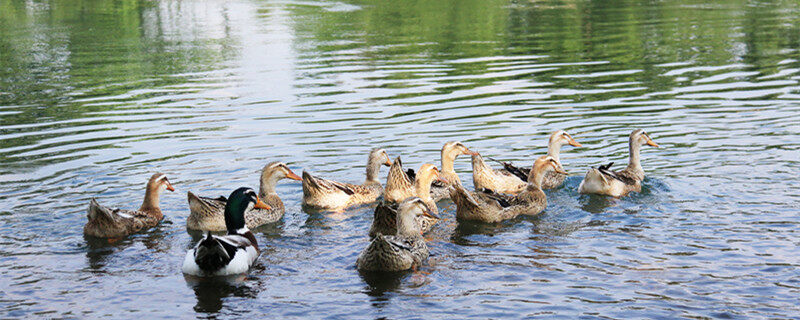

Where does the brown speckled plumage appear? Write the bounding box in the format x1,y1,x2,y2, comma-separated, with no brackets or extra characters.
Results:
452,156,563,223
578,129,658,197
84,173,174,238
187,162,300,231
302,148,391,210
357,198,432,272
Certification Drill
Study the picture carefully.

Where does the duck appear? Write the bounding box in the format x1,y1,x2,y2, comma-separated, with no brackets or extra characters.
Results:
357,197,435,272
302,148,392,210
451,156,566,223
480,130,581,192
84,173,175,238
430,141,478,202
371,162,446,237
182,187,270,277
187,162,301,231
578,129,659,197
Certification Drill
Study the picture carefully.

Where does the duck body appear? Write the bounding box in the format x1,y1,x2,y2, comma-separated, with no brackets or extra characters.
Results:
181,232,259,276
358,198,433,272
84,173,174,238
578,163,642,197
578,129,658,197
187,162,300,231
84,199,162,238
451,185,546,223
302,148,391,210
183,187,269,277
356,233,429,272
471,154,527,194
452,156,564,223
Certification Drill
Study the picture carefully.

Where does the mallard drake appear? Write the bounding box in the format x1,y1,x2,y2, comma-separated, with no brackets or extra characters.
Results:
182,187,270,277
302,148,392,210
482,130,581,191
578,129,659,197
84,173,175,238
430,141,478,202
371,162,445,237
187,162,301,231
451,156,566,223
357,197,435,272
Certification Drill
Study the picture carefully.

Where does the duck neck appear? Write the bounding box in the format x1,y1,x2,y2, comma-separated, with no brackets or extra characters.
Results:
365,157,381,184
139,187,162,214
259,173,279,198
627,139,643,174
415,176,433,202
527,165,545,192
441,151,456,174
547,141,562,163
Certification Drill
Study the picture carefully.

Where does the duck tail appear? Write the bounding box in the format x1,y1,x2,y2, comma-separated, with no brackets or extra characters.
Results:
87,198,114,222
302,171,323,193
193,232,231,272
450,184,480,208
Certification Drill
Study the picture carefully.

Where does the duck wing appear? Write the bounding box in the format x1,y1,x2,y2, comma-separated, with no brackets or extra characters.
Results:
596,162,637,185
487,157,529,181
303,171,355,195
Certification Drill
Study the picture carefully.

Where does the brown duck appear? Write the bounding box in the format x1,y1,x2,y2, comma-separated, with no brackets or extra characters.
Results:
302,148,392,210
451,156,566,223
84,173,175,238
187,161,298,231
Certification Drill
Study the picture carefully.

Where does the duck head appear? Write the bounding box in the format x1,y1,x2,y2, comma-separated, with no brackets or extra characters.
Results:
260,161,302,196
366,148,392,183
631,129,659,148
396,197,439,236
224,187,271,234
550,130,582,148
140,172,175,211
529,156,567,188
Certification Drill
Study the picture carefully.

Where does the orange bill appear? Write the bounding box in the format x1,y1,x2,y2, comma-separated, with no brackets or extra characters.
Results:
286,169,302,181
254,197,272,210
646,138,659,148
568,137,582,147
166,181,175,192
384,159,392,166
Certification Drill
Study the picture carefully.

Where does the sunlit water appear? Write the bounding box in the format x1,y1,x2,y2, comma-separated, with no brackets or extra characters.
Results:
1,0,800,318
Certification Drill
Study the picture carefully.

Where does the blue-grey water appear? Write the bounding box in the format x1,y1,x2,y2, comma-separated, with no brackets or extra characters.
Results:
1,0,799,318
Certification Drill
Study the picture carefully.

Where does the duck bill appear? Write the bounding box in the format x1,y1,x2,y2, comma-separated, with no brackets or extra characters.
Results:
466,149,479,156
569,139,582,147
434,172,449,184
422,207,440,220
254,197,272,210
384,159,392,166
166,182,175,192
286,170,302,181
554,166,568,175
646,139,660,148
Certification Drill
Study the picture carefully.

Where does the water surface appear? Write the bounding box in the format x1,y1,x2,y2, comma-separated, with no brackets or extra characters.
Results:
1,0,800,318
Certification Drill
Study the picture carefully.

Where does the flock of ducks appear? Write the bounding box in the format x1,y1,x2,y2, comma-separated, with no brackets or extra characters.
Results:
83,129,659,276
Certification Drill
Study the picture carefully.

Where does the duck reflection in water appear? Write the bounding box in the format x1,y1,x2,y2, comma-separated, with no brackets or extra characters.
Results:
84,225,170,270
184,275,260,314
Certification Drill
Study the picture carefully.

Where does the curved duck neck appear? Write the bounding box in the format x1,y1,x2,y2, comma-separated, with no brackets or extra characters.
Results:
627,139,643,175
139,187,162,215
259,173,280,198
547,141,562,163
365,157,382,184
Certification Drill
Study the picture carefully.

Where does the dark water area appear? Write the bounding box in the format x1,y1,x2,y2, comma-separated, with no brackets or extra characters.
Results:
1,0,799,318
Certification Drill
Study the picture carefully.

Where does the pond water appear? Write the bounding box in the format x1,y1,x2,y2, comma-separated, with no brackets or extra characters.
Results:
1,0,799,318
